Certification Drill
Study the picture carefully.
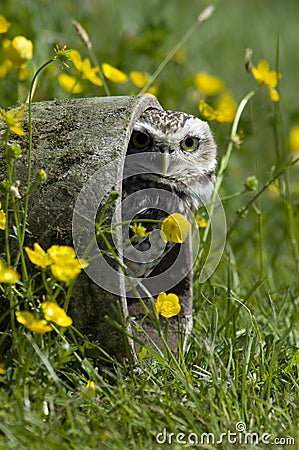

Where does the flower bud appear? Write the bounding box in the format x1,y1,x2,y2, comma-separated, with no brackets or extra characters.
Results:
5,143,22,162
244,176,258,191
35,169,47,184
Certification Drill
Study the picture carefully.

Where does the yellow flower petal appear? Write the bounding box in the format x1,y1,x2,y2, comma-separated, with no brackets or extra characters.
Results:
84,65,103,86
266,71,281,88
288,126,299,153
0,261,20,283
48,245,88,284
102,63,128,83
252,59,281,99
0,363,6,376
0,59,11,79
0,209,6,230
81,57,92,74
9,123,25,136
70,49,83,71
25,243,53,268
252,59,269,83
198,99,217,121
155,292,181,318
86,380,96,397
16,311,52,334
0,15,11,34
0,105,25,136
18,64,29,81
194,72,224,96
160,213,191,244
195,213,207,228
269,87,279,102
14,103,25,120
215,94,237,123
50,261,81,284
3,36,33,67
16,311,34,326
130,71,150,88
58,73,83,94
70,50,103,86
199,94,237,123
47,245,75,261
41,302,72,327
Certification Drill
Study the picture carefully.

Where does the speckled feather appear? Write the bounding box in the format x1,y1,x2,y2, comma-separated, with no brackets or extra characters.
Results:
138,107,191,133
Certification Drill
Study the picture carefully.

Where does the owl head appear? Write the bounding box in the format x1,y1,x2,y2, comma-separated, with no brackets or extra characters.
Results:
127,107,217,209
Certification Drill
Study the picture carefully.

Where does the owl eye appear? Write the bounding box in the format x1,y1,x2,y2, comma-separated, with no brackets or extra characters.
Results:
131,131,152,149
180,136,200,152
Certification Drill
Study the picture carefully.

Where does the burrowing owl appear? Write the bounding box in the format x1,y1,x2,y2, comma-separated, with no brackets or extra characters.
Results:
122,107,217,280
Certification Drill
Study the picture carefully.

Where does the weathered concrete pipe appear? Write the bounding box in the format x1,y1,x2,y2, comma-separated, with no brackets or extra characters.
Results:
0,96,193,359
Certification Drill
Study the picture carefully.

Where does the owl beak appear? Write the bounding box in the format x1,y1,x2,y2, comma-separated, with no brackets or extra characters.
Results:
158,144,171,175
161,152,170,176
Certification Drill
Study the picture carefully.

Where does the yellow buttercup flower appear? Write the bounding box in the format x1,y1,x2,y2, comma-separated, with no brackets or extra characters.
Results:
47,245,88,285
47,245,80,262
0,261,20,283
16,311,53,334
130,222,150,239
70,50,103,87
251,59,281,102
58,73,83,94
288,126,299,153
195,213,207,228
130,71,150,88
198,100,218,121
215,94,237,122
0,211,6,230
0,203,6,230
86,380,96,398
199,93,237,123
102,63,128,83
0,362,7,381
3,36,33,67
41,302,72,327
85,68,104,87
194,72,224,97
0,15,11,34
50,259,84,284
0,104,25,136
25,243,87,284
160,213,191,244
155,292,181,318
25,243,53,269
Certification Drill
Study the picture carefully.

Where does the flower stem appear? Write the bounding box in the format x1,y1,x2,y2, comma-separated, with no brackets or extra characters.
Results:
215,90,255,193
199,90,255,259
138,5,215,95
3,130,11,266
88,47,111,96
19,60,54,268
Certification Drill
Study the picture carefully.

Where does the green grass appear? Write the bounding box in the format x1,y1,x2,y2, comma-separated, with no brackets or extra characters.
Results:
0,0,298,449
